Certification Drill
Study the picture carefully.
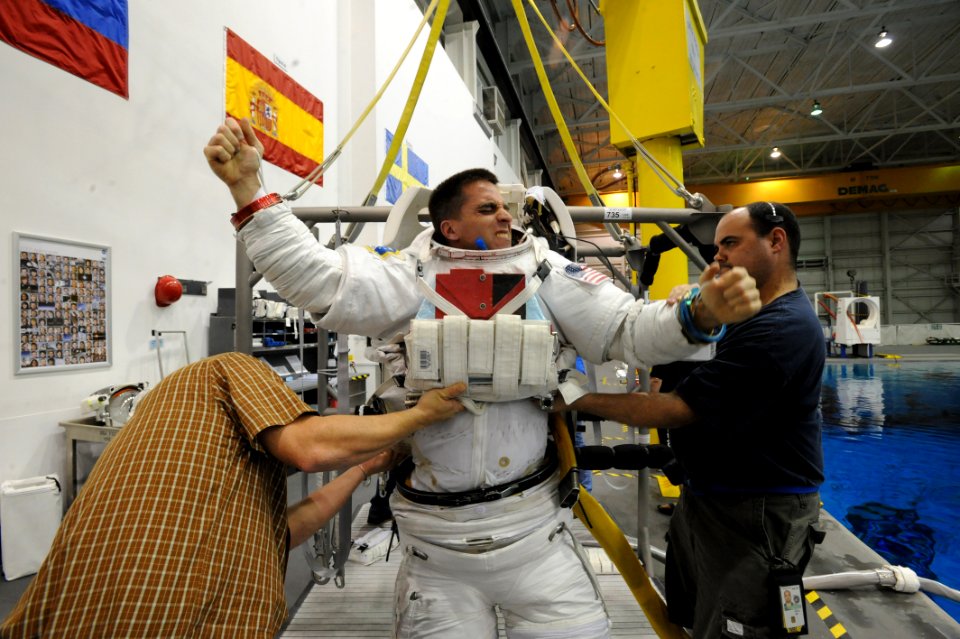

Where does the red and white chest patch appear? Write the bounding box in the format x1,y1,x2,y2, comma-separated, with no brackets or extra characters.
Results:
434,269,526,320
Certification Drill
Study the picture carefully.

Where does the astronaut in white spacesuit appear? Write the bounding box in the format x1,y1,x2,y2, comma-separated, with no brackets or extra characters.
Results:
205,117,760,638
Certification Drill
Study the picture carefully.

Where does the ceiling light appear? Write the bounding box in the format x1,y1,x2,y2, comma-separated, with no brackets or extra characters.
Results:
770,147,782,159
875,27,892,48
611,163,623,179
810,100,823,117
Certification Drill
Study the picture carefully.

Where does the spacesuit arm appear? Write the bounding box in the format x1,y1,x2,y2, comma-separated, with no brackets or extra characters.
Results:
537,257,701,369
604,298,703,369
207,117,347,316
238,202,424,337
238,200,346,316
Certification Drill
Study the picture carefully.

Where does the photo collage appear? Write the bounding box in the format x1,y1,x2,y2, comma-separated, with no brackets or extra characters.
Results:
17,237,109,371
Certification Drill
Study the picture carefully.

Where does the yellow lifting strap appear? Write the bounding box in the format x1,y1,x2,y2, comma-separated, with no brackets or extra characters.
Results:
550,413,688,639
364,0,450,208
284,0,442,202
510,0,632,245
320,0,450,248
509,0,603,211
520,0,699,209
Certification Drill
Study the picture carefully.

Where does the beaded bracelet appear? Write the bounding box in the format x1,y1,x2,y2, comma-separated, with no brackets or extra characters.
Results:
677,288,727,344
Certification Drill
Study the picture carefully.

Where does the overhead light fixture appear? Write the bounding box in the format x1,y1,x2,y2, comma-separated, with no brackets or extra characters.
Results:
810,100,823,117
611,163,623,179
875,27,892,48
770,147,782,159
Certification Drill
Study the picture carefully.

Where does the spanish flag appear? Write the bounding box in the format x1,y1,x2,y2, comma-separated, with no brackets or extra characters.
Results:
225,28,324,181
0,0,129,98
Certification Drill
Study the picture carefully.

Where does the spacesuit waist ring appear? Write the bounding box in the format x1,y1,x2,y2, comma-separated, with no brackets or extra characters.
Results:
395,451,558,508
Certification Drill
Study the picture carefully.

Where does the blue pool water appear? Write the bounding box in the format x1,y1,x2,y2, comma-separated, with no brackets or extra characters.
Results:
819,360,960,623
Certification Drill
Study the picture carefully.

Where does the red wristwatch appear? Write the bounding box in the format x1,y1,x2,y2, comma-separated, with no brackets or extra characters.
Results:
230,193,283,231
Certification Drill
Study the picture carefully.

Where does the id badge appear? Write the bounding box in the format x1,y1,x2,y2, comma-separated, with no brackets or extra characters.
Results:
770,568,808,635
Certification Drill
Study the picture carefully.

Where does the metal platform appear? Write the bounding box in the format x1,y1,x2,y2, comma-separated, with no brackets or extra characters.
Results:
282,470,960,639
280,503,656,638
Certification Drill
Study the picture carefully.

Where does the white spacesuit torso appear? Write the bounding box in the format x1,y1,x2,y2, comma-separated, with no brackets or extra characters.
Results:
239,201,700,493
333,228,559,492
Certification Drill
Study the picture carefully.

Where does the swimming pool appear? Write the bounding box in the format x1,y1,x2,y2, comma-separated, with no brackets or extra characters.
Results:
819,360,960,623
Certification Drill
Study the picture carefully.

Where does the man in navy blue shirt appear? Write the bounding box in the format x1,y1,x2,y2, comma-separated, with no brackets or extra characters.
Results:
558,202,824,638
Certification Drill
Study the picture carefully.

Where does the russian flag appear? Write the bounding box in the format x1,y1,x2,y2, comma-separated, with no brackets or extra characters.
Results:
0,0,129,98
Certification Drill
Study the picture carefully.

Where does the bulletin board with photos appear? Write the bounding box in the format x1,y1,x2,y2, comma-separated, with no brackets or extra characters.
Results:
14,233,111,374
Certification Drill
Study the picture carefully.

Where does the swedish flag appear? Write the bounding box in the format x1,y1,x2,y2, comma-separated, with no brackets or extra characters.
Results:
385,129,429,204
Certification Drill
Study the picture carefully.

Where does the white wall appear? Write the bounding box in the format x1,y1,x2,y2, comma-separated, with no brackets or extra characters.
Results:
372,1,520,189
0,0,518,486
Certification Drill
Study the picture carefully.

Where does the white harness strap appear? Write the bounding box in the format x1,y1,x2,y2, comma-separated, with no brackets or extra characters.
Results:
408,320,441,382
520,322,553,387
493,315,522,397
416,277,465,317
442,315,469,384
405,260,558,402
468,319,495,376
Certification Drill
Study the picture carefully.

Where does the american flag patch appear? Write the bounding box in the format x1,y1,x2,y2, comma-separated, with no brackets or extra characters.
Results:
564,263,608,285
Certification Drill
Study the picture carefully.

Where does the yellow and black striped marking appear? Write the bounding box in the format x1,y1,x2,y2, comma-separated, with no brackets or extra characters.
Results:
805,590,850,638
592,470,637,480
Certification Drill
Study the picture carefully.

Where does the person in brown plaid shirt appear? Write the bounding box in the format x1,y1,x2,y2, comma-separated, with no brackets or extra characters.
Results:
0,352,465,638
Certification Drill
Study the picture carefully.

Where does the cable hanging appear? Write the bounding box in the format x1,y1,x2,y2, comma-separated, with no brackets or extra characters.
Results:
282,0,442,202
328,0,451,248
526,0,702,210
549,0,605,46
510,0,627,244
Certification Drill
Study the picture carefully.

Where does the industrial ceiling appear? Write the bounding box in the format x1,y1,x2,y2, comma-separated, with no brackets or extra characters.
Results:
430,0,960,198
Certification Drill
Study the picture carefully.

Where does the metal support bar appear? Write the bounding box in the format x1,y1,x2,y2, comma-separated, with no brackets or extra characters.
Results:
290,205,719,226
654,221,709,270
290,206,393,224
823,217,835,291
633,368,653,573
880,212,893,325
332,215,352,588
235,242,254,355
566,206,719,225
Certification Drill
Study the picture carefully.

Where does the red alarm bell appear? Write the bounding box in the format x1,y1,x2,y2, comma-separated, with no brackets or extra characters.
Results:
155,275,183,307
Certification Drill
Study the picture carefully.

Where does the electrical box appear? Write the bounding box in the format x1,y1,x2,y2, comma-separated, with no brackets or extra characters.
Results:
602,0,707,149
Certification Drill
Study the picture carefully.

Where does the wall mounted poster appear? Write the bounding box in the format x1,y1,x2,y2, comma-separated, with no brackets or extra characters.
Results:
14,233,111,374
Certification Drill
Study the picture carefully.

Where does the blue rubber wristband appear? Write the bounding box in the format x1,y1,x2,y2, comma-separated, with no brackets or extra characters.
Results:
678,290,726,343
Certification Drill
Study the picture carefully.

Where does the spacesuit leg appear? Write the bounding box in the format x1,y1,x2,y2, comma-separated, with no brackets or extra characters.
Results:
498,519,611,639
394,507,610,639
394,545,498,639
